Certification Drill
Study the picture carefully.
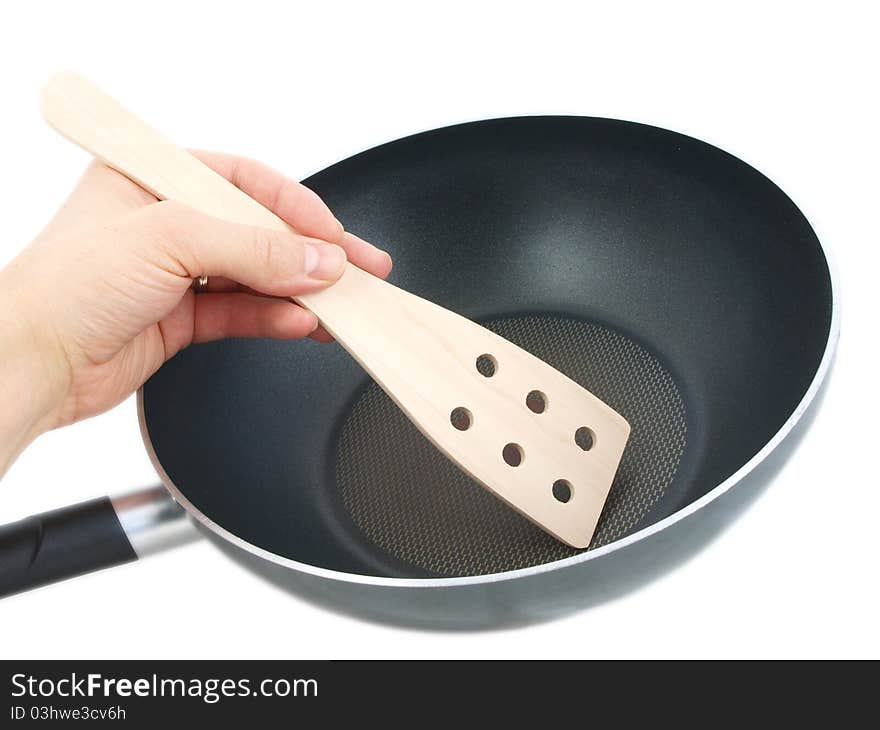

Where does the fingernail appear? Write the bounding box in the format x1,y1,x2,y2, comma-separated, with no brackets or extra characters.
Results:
304,242,347,280
380,249,393,271
342,231,392,260
334,218,345,238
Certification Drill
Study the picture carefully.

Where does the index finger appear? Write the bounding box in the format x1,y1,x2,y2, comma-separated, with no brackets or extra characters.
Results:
191,150,343,243
191,150,392,279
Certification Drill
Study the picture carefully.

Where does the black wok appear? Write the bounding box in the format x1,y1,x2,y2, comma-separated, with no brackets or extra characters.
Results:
0,116,837,625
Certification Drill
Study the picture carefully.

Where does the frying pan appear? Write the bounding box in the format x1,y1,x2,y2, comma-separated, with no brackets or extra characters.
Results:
0,116,837,627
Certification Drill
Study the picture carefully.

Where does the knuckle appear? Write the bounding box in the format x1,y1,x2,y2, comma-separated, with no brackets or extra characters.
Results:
274,178,306,211
252,228,278,272
252,229,301,276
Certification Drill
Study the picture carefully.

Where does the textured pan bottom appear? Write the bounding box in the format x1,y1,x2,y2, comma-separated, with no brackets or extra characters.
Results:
335,315,687,577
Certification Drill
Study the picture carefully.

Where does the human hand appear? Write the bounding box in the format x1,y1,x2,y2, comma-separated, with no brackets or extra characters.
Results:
0,152,392,472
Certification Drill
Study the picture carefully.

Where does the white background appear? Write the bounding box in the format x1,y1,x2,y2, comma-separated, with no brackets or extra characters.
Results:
0,1,877,659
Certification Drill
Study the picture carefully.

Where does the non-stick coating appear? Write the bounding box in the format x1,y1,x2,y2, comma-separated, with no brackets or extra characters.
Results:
142,117,833,579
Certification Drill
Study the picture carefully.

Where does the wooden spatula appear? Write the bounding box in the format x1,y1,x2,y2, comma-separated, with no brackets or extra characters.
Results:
40,72,630,548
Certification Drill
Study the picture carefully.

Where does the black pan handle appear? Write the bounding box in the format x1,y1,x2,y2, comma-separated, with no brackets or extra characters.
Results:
0,487,196,598
0,497,137,598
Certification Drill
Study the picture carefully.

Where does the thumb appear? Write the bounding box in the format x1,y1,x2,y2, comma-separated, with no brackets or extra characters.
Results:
139,200,347,296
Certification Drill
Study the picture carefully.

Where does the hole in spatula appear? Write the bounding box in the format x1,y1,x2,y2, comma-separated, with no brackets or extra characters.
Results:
526,390,547,413
552,479,573,503
476,354,497,377
502,443,524,467
575,427,595,451
450,407,473,431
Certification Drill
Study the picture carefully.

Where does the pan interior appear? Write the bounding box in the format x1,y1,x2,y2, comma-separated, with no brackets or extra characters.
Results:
335,314,687,576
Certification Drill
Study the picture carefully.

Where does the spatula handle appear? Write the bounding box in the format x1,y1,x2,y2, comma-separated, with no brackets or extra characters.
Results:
39,71,352,319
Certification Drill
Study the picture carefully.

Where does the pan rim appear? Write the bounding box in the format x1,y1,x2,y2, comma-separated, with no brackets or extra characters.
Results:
136,116,841,589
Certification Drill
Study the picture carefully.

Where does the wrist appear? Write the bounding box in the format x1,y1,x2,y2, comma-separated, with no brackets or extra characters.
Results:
0,278,70,474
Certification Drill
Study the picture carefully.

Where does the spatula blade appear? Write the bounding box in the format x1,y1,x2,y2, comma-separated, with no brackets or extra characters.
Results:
300,266,631,548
